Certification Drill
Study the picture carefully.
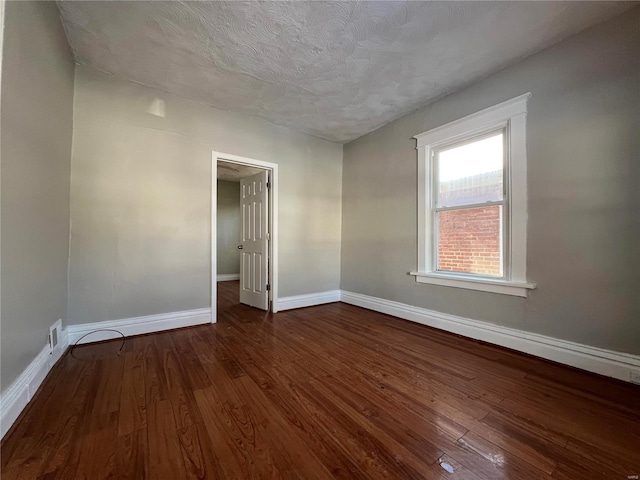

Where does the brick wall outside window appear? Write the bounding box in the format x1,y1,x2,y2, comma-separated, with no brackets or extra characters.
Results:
437,205,502,276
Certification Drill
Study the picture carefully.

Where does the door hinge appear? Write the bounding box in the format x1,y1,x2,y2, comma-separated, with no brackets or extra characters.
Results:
266,284,271,291
266,182,271,189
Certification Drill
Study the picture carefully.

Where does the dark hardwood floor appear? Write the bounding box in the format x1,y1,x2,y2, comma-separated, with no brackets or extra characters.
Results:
2,280,639,479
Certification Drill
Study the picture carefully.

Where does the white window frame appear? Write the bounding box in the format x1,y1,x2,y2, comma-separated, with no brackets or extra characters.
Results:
410,94,536,297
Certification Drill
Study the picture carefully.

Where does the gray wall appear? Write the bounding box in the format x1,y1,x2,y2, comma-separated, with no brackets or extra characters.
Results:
341,10,640,354
217,180,240,276
1,1,74,391
68,66,342,324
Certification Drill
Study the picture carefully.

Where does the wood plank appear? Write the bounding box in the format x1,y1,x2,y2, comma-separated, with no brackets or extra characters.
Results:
454,430,552,480
73,411,119,480
194,386,284,479
316,373,445,464
140,335,169,404
117,429,148,479
299,379,444,479
237,361,373,480
178,422,227,480
118,350,147,436
1,280,639,479
147,400,187,480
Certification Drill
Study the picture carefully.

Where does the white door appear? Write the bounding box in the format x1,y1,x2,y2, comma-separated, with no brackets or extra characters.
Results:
239,170,269,310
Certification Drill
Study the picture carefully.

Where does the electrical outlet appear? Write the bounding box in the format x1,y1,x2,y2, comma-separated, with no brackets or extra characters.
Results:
630,370,640,385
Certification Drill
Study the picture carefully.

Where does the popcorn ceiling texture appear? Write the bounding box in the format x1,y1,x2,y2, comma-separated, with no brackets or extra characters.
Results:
57,1,631,143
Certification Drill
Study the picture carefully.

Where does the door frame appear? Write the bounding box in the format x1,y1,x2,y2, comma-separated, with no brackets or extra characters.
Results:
211,151,279,322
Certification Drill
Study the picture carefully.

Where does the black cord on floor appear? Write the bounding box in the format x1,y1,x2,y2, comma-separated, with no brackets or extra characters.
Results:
70,329,126,359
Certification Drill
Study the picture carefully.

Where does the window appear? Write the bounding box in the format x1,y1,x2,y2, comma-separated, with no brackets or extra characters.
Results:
410,94,536,297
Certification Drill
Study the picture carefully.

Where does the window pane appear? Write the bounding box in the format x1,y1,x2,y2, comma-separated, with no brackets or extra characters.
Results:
437,205,503,277
437,132,503,208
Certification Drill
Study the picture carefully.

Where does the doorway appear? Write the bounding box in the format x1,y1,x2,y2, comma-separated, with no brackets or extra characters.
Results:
211,152,279,322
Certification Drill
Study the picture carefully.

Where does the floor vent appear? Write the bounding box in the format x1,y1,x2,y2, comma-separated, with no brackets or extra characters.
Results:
49,320,62,354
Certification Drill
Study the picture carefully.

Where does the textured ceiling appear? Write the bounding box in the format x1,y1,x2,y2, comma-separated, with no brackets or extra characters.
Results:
217,160,263,182
58,1,633,143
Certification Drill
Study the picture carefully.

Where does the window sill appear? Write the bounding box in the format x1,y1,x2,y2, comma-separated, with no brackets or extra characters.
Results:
409,271,536,297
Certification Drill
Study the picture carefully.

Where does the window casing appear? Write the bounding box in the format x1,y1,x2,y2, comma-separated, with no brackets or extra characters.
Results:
410,94,536,297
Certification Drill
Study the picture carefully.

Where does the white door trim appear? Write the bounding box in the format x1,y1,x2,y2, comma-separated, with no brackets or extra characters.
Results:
212,152,279,321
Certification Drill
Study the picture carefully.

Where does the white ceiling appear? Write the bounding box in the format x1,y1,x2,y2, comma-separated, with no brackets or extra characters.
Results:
217,160,263,182
58,1,633,143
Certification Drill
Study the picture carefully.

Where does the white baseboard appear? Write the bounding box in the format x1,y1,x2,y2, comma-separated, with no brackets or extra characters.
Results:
1,308,209,440
1,331,68,439
340,291,640,384
217,273,240,282
67,308,212,345
277,290,341,311
3,294,636,441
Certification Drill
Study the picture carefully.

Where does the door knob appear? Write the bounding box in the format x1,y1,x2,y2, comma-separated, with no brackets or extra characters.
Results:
237,245,243,250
